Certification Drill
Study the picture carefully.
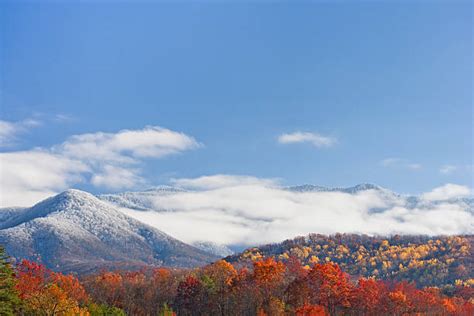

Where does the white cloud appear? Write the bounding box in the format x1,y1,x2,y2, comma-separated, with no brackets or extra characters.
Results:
58,126,201,162
439,165,457,175
380,158,401,167
119,175,474,246
380,157,422,170
278,132,336,148
406,163,422,170
171,174,279,190
53,114,74,122
0,126,200,207
91,165,145,190
0,150,89,207
0,119,41,147
421,183,471,201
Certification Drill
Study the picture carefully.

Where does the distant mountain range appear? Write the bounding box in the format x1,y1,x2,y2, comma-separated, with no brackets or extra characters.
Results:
100,183,473,213
287,183,384,193
1,183,472,273
287,183,473,209
0,189,217,274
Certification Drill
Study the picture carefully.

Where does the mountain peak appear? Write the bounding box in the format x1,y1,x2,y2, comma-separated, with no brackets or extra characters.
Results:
0,189,218,273
56,188,96,200
0,188,111,231
29,189,101,214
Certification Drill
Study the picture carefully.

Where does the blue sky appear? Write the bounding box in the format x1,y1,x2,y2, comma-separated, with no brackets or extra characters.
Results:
1,0,472,199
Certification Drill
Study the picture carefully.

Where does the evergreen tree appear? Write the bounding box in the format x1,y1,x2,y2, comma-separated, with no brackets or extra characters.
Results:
0,245,20,315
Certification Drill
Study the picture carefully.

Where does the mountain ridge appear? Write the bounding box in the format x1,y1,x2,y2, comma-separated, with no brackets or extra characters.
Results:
0,189,218,274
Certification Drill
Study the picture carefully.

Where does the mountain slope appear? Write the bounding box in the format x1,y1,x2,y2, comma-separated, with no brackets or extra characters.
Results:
99,186,186,211
286,183,385,193
192,241,234,257
226,233,474,287
0,189,218,273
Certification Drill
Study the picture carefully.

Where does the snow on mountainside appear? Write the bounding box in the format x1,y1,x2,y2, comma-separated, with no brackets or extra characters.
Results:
99,186,186,211
192,241,234,257
0,189,218,273
287,183,385,193
0,207,28,229
287,183,473,212
2,183,471,272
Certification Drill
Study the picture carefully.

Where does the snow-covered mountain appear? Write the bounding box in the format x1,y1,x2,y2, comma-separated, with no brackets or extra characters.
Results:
2,184,471,272
0,189,218,273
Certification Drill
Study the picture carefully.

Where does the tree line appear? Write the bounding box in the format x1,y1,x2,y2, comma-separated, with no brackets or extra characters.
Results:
1,245,473,315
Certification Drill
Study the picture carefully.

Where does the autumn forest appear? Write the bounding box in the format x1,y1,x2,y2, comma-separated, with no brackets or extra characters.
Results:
1,234,473,315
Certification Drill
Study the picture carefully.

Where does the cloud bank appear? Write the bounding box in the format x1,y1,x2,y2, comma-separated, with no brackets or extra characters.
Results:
0,125,200,207
118,175,474,246
278,132,336,148
421,183,471,201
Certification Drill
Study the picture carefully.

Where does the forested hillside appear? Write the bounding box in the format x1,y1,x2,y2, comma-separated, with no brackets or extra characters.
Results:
227,234,473,288
2,234,473,315
2,256,472,315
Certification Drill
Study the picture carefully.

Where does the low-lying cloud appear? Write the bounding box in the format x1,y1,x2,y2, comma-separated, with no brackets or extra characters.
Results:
119,175,474,246
421,183,471,201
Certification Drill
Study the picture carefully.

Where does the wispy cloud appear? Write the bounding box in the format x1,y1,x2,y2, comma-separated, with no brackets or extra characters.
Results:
406,163,422,170
0,119,41,147
0,126,201,207
380,157,422,170
277,132,336,148
171,174,279,190
439,165,457,175
53,114,75,123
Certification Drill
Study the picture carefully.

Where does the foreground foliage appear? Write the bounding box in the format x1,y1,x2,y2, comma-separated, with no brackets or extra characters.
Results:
83,258,473,315
0,246,20,315
6,258,471,315
1,235,473,315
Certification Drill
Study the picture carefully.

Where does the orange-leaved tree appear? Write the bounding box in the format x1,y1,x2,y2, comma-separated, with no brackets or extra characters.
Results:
15,259,88,315
253,257,286,314
306,263,353,315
